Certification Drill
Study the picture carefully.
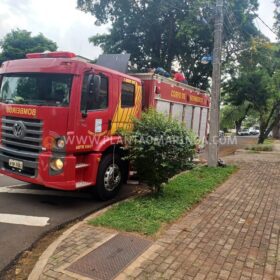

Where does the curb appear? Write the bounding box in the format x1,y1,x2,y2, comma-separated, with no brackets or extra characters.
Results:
27,190,147,280
235,149,280,155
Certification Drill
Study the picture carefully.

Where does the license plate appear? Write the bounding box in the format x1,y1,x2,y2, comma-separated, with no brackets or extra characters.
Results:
9,159,23,169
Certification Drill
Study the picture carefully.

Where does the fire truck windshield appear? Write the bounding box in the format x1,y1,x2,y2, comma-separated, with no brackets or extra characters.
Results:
0,73,73,107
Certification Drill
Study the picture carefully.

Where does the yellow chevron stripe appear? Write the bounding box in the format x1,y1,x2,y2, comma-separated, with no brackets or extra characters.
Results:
110,79,142,134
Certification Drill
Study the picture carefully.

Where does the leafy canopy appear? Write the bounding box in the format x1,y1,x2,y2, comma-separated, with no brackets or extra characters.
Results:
77,0,259,89
223,38,280,143
0,29,57,63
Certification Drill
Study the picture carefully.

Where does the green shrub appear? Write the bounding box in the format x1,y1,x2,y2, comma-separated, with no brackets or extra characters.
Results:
245,144,273,152
121,109,196,192
264,138,275,145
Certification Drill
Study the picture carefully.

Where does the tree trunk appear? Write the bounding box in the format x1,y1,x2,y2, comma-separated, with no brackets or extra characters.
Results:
272,123,280,139
234,104,251,135
259,106,280,143
235,120,242,135
258,117,266,144
258,133,266,144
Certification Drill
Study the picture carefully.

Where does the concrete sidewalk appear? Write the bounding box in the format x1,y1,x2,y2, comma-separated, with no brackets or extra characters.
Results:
29,151,280,280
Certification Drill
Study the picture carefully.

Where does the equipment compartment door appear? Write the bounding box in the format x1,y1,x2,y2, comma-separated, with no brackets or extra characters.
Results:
199,108,208,139
192,107,201,135
110,78,142,133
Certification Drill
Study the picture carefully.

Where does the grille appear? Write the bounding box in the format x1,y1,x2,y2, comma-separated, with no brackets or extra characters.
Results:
0,116,43,176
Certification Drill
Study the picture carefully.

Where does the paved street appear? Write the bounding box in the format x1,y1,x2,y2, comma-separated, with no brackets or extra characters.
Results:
0,175,141,274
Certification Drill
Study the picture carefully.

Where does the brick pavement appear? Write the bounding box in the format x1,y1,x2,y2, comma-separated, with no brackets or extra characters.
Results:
34,152,280,280
36,224,118,280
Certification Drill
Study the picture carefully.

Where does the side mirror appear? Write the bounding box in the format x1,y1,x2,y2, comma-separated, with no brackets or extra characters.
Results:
82,74,101,118
82,74,93,118
86,74,94,97
92,75,101,98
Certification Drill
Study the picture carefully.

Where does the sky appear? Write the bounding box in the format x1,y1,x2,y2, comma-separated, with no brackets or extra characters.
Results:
0,0,278,59
0,0,109,59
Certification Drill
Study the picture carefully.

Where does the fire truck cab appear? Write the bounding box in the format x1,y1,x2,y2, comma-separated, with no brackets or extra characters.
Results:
0,52,142,200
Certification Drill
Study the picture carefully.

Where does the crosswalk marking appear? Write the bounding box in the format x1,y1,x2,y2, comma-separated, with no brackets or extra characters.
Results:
0,185,90,198
0,213,49,227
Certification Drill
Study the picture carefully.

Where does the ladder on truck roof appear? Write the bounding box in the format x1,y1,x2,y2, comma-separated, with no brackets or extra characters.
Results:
132,73,209,96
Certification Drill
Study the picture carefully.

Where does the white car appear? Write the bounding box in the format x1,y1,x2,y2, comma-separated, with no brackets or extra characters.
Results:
249,128,260,135
219,130,225,137
238,129,250,136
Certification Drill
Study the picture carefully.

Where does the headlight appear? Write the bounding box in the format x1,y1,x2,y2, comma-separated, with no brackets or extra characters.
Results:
50,158,64,171
56,138,65,149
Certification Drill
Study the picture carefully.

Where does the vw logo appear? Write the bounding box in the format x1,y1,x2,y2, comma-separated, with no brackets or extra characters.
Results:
13,121,26,139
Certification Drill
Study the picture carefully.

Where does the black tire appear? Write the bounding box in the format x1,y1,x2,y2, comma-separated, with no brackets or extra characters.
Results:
94,153,124,200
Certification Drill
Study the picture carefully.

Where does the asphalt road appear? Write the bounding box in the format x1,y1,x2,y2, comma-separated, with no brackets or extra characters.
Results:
0,135,257,274
0,176,141,274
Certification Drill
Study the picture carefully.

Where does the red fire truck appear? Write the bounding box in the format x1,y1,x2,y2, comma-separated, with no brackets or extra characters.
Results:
0,52,210,199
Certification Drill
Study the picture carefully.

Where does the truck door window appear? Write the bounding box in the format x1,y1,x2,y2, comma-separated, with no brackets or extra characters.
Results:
121,82,135,107
81,73,108,111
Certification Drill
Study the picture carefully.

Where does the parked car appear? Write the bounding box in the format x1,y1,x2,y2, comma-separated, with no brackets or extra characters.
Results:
249,127,260,135
238,129,250,136
219,130,225,137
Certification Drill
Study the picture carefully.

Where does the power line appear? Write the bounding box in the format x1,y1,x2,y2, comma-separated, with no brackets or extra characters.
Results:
224,5,255,40
252,12,279,39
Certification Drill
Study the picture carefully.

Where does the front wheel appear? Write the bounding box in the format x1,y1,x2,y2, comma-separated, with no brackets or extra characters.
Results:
94,154,124,200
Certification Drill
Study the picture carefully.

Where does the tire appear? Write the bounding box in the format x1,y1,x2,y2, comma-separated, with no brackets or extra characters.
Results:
94,153,124,200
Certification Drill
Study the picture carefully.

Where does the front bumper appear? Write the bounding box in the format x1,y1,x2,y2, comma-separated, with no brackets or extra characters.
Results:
0,152,76,190
0,152,102,191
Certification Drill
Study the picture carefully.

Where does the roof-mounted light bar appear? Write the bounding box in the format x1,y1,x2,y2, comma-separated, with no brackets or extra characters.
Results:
26,51,76,59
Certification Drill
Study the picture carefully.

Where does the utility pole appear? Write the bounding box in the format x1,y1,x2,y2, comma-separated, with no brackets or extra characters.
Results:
208,0,224,167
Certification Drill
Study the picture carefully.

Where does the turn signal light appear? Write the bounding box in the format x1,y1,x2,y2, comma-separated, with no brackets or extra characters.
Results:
56,138,66,149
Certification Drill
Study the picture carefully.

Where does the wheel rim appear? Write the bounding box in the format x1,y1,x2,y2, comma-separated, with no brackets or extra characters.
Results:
104,164,121,191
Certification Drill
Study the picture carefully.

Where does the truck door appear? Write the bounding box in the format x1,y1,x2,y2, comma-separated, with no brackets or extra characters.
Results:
110,78,141,133
78,72,111,150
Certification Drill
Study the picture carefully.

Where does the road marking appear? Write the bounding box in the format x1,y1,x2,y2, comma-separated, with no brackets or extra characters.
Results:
0,213,49,227
0,185,90,198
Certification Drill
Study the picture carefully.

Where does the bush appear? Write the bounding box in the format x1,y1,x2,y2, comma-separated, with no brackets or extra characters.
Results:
245,144,273,152
121,109,196,192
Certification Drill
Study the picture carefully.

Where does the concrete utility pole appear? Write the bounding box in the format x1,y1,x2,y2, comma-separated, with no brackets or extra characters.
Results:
208,0,224,167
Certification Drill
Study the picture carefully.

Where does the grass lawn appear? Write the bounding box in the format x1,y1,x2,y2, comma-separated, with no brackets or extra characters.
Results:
246,144,273,152
264,138,275,145
89,166,236,235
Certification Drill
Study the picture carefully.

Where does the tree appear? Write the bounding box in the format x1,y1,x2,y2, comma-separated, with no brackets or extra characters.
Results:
77,0,259,89
220,103,252,134
0,29,57,63
232,70,278,143
223,37,280,143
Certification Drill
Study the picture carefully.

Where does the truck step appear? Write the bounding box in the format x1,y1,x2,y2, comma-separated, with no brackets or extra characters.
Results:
76,182,91,189
75,163,90,169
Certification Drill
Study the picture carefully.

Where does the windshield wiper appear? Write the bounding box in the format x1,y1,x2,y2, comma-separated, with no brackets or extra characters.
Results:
2,99,15,104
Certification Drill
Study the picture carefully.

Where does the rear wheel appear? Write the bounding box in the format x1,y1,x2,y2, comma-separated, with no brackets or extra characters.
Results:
94,153,124,200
